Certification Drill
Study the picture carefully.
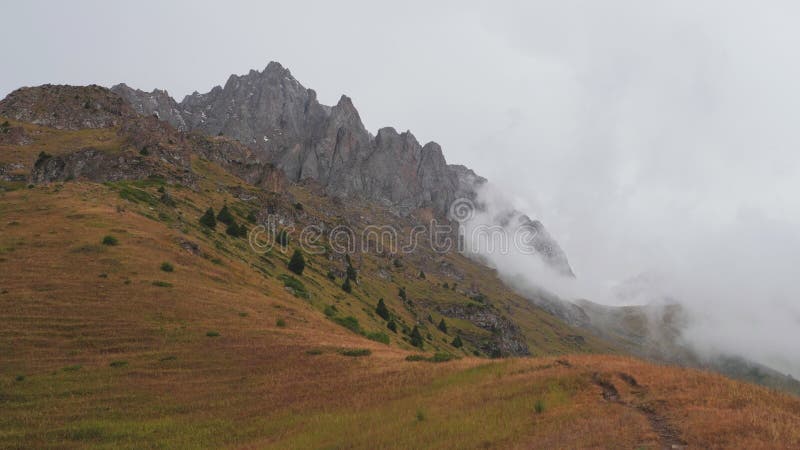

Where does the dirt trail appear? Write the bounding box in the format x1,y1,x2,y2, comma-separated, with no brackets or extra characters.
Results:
593,372,687,449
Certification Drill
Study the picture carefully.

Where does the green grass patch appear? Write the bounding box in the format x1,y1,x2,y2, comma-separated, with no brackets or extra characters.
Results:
404,352,458,363
332,316,361,334
339,348,371,357
152,281,173,288
117,184,158,206
278,274,308,299
365,331,390,345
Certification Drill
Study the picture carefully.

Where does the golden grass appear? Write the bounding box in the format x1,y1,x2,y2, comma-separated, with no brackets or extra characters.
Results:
1,126,799,450
0,117,123,167
0,182,798,449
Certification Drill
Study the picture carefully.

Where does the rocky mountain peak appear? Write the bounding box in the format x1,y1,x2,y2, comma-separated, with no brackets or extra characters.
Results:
101,61,575,274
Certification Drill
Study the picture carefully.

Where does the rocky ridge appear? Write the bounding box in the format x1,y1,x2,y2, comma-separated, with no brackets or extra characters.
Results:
110,61,574,275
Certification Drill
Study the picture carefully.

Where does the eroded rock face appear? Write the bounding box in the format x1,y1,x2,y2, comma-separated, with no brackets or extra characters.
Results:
30,148,194,185
111,84,188,131
117,62,476,217
437,303,530,357
0,84,136,129
0,123,31,145
1,86,284,189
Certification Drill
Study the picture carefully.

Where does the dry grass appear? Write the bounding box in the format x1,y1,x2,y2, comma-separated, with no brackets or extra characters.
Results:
0,117,123,166
1,183,798,449
1,130,799,448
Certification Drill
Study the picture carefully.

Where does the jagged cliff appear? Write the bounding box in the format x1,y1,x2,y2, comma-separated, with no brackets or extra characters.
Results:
113,62,474,217
109,61,574,274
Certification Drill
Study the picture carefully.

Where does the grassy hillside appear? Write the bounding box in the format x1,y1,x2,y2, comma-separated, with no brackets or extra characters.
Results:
2,116,800,448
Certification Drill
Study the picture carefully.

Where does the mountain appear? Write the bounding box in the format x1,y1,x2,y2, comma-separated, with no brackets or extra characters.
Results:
110,62,574,276
2,83,800,448
0,83,606,360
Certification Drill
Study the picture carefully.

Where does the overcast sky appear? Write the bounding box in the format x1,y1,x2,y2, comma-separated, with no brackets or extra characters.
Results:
3,0,799,375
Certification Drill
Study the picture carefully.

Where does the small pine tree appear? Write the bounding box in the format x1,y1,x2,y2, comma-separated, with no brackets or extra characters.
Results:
410,326,424,349
237,223,248,238
346,264,357,282
225,221,240,237
246,211,257,224
288,249,306,275
275,229,289,247
341,277,352,293
418,270,426,279
217,204,234,225
387,320,397,333
375,298,390,321
159,191,175,207
399,287,407,301
199,207,216,229
35,151,52,167
451,335,463,348
437,319,448,334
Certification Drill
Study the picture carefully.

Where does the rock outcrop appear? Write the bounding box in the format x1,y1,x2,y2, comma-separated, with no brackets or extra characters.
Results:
436,302,530,357
118,62,482,217
0,84,136,129
111,84,188,131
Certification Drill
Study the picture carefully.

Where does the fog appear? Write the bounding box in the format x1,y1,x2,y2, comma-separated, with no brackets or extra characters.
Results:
2,1,798,375
464,183,800,378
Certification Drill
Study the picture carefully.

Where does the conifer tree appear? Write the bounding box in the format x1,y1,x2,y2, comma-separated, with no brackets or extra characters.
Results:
346,264,357,282
341,277,352,293
437,318,448,334
451,335,463,348
225,220,240,237
288,249,306,275
199,207,216,229
410,325,424,348
275,229,289,247
375,298,390,321
217,204,234,224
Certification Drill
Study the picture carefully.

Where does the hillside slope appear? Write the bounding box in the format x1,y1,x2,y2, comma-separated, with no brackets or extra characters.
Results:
2,182,799,449
2,88,800,448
